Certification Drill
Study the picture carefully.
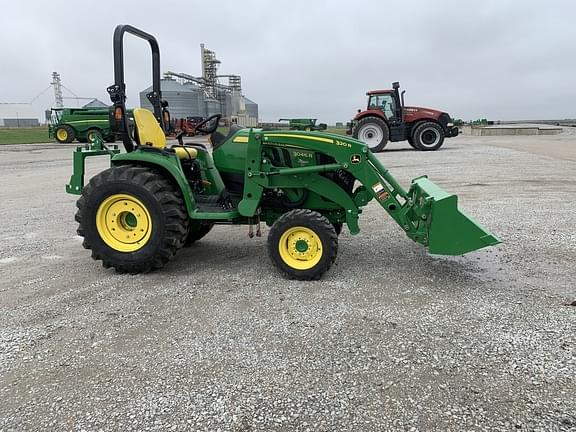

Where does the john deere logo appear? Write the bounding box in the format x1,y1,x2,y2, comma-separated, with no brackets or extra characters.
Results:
350,154,361,164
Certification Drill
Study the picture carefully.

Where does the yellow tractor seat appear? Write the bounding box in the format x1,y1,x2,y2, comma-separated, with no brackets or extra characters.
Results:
132,108,197,160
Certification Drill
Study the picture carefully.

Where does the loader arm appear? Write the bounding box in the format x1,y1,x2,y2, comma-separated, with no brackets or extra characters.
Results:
238,129,500,255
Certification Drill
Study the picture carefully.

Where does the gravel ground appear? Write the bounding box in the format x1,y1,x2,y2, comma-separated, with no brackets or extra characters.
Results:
0,133,574,431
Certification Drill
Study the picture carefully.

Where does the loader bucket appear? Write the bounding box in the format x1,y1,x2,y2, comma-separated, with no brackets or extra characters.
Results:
409,177,501,255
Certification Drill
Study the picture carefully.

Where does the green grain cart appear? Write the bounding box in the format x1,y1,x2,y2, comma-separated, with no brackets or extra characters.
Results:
49,107,117,143
279,118,328,131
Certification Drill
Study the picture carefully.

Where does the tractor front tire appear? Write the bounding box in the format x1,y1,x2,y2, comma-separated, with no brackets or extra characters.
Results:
412,122,445,151
352,117,389,152
407,135,417,149
184,222,214,246
268,209,338,280
55,125,75,143
75,165,189,273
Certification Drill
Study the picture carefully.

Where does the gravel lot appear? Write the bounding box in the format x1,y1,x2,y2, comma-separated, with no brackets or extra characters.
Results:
0,133,574,431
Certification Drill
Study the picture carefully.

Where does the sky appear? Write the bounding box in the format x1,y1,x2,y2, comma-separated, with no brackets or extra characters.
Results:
1,0,575,123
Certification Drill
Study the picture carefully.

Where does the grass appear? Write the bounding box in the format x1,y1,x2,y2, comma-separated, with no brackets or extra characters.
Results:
323,127,347,136
0,127,50,144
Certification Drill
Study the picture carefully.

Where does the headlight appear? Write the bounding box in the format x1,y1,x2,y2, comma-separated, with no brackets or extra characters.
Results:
447,122,454,127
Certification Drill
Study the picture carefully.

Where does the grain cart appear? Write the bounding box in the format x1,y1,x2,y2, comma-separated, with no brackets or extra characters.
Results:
49,107,117,143
348,83,460,152
279,118,328,131
66,25,500,280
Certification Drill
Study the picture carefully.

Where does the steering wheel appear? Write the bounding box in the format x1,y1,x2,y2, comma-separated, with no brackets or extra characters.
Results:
175,114,221,145
194,114,222,135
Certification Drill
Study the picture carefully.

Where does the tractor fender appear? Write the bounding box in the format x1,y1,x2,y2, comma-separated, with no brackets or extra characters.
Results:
353,110,387,123
111,151,197,216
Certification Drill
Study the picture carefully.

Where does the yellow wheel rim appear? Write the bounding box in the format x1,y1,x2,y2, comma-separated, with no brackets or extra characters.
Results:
278,226,323,270
56,129,68,141
96,194,152,252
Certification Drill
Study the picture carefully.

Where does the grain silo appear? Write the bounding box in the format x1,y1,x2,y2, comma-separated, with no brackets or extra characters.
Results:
204,98,220,117
139,78,205,119
243,97,258,121
139,44,258,126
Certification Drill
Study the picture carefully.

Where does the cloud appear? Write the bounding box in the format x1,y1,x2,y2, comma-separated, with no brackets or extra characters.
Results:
1,0,574,122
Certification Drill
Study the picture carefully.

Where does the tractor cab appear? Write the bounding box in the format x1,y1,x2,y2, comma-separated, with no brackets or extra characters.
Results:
367,92,397,120
366,82,404,122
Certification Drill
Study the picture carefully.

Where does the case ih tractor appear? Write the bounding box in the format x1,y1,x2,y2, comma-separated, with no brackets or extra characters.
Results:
65,25,499,280
348,82,460,152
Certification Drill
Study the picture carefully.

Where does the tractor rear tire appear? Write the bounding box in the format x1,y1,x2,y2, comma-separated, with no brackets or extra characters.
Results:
86,129,103,143
55,125,75,143
352,117,389,152
412,122,445,151
75,165,189,273
184,222,214,246
268,209,338,280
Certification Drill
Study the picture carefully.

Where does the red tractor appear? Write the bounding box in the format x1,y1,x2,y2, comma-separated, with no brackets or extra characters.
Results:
347,82,459,152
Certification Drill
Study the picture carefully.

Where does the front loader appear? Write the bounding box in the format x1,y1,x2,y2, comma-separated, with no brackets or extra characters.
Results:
66,25,500,280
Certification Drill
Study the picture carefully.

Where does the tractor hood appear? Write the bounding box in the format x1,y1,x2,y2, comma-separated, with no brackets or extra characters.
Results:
403,106,445,119
352,106,449,122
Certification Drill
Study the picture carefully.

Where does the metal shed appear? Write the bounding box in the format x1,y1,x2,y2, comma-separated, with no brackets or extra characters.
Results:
0,103,39,127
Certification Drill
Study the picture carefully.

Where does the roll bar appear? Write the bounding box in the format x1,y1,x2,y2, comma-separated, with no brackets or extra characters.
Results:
106,24,165,152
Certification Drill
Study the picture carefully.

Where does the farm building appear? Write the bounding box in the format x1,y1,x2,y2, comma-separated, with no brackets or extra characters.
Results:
0,103,39,127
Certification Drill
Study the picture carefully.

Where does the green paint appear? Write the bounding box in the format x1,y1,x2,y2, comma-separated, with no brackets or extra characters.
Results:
278,118,327,131
66,135,120,194
123,212,137,228
67,120,500,256
112,149,198,216
295,240,308,252
49,107,132,143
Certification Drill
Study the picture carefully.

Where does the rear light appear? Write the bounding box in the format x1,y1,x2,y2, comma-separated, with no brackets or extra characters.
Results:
114,107,123,121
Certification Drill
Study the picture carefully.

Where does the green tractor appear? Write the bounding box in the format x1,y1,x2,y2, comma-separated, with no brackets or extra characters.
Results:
66,25,500,280
279,118,328,131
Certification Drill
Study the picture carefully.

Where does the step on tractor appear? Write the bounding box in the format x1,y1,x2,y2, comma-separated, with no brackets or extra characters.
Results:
66,25,500,280
347,83,460,152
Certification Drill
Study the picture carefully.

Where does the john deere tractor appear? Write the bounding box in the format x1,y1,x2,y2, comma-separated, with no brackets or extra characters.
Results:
66,25,500,280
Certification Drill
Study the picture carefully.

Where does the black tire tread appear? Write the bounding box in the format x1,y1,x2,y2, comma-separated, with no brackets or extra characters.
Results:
184,222,214,246
55,125,75,143
75,165,189,273
412,121,445,151
267,209,338,280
